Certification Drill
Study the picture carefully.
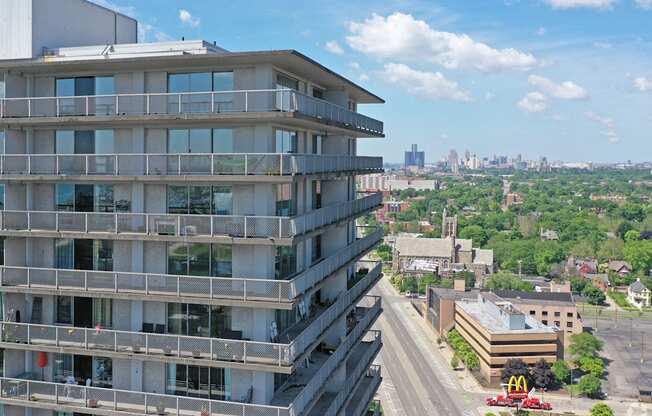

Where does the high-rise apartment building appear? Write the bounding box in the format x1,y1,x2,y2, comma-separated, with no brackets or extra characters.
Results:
403,144,424,169
0,1,385,415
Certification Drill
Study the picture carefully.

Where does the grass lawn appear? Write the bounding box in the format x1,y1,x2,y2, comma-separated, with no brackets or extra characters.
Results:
577,303,652,320
607,291,630,308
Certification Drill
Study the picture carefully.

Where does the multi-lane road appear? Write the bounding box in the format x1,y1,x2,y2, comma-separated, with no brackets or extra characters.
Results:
372,276,482,416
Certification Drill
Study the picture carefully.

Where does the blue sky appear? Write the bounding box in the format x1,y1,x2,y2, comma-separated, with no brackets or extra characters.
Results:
95,0,652,163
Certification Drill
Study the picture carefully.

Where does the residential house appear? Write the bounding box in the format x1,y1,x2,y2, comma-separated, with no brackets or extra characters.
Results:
608,260,633,276
628,279,651,308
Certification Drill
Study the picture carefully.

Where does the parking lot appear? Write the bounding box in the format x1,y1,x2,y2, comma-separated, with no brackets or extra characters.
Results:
588,315,652,399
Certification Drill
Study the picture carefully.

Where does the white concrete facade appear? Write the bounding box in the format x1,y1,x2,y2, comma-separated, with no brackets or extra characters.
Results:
0,2,383,416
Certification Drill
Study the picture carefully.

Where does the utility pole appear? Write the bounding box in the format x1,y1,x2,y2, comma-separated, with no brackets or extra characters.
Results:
629,317,634,347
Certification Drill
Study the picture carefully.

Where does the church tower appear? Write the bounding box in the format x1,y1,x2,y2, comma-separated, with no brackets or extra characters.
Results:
441,209,458,239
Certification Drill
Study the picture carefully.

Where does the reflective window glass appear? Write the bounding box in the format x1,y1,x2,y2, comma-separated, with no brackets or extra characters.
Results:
56,184,75,211
168,129,189,153
188,243,210,276
56,79,75,97
189,129,212,153
55,296,72,325
212,186,232,215
212,129,233,153
0,184,4,211
213,72,234,92
55,131,75,154
0,130,4,154
167,186,188,214
212,244,232,277
94,130,114,154
275,129,298,154
189,186,211,214
167,242,188,275
167,303,187,336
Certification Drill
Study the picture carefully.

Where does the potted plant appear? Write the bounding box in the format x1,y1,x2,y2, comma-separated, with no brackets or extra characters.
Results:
88,398,99,408
200,405,209,416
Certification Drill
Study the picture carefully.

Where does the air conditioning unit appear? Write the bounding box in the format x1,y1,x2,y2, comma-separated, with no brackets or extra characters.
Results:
156,220,176,235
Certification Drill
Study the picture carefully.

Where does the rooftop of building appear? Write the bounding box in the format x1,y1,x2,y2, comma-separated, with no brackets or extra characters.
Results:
456,294,556,335
394,236,472,258
429,286,577,307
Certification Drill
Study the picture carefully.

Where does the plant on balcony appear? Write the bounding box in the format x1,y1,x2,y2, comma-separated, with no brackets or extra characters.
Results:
200,405,209,416
88,398,99,408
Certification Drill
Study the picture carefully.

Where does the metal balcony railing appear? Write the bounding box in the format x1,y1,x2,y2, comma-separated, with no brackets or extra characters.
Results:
0,232,383,304
0,153,383,177
0,193,381,240
0,275,381,370
0,89,384,135
345,365,382,416
0,298,381,416
320,332,382,416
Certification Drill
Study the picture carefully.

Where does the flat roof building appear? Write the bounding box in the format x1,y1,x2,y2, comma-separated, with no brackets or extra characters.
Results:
0,1,384,415
455,293,561,384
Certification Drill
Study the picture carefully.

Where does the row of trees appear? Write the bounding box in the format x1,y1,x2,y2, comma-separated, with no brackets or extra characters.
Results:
499,332,605,398
447,329,480,371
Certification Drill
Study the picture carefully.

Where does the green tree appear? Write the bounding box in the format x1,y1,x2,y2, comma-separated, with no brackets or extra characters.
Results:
582,285,606,305
485,273,535,292
530,359,555,389
624,230,641,242
590,403,614,416
597,238,624,261
570,277,588,294
578,374,602,398
579,356,605,378
459,225,488,247
623,239,652,272
552,360,571,385
376,244,392,262
620,203,646,222
569,333,604,361
501,358,530,384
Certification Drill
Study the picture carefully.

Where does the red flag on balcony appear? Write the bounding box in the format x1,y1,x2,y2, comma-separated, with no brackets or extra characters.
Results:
36,351,48,368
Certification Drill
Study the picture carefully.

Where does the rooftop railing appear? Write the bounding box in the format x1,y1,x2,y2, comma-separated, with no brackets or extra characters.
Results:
0,275,381,369
0,89,384,135
0,298,381,416
0,193,381,240
0,232,383,304
0,153,383,177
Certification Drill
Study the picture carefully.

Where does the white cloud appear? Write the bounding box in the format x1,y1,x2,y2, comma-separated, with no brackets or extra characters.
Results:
359,73,370,82
543,0,616,9
325,40,344,55
633,77,652,91
346,13,536,72
528,75,589,100
586,111,619,143
517,92,548,112
636,0,652,9
179,9,200,27
485,92,495,101
349,62,361,71
536,27,547,36
593,41,612,49
379,63,472,102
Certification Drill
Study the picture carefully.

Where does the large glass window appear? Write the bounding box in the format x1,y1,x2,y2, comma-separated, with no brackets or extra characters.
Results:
276,183,297,216
311,134,322,155
0,184,4,211
167,243,231,277
55,76,115,116
56,239,113,271
312,180,321,210
56,184,114,212
275,246,297,279
167,364,230,400
168,128,234,154
0,73,5,99
167,304,232,338
93,298,112,328
56,130,114,155
275,129,298,154
55,296,72,325
0,130,4,154
168,72,233,113
167,185,232,215
56,296,111,328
